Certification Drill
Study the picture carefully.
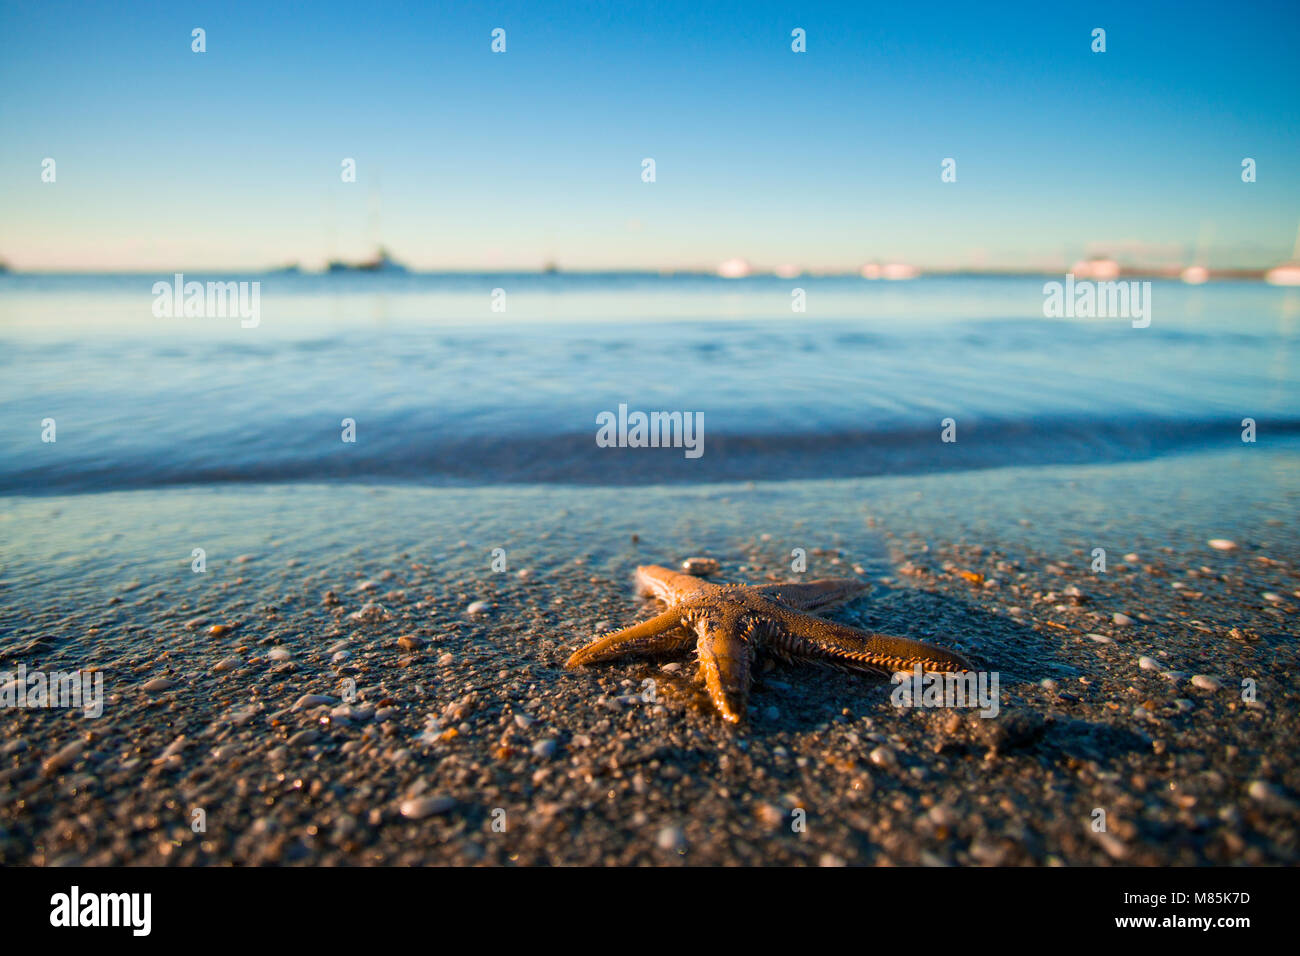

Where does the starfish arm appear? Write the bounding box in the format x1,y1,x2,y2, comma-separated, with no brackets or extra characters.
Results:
695,626,752,724
635,565,714,605
769,607,974,675
754,578,872,612
565,608,692,667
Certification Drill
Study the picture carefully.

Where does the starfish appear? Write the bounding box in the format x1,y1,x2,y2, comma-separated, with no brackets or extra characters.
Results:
565,564,976,724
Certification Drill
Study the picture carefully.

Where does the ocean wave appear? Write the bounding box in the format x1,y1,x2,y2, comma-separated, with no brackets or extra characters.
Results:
3,415,1295,495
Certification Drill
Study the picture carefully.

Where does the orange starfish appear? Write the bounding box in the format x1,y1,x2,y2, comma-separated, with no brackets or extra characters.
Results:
565,564,975,723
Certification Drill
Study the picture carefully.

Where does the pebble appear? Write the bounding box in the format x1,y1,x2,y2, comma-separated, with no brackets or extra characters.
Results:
287,729,319,746
142,677,176,692
681,557,720,575
1191,675,1222,692
1262,592,1283,604
1087,633,1112,643
513,714,535,729
292,694,337,711
1207,539,1238,551
1091,829,1129,860
532,739,558,759
396,635,426,650
349,602,388,622
869,746,897,768
466,601,489,616
656,825,687,851
41,739,84,776
212,657,240,672
400,795,455,819
157,735,187,759
1138,656,1159,671
1113,613,1135,626
207,624,232,637
267,648,291,662
1247,780,1293,808
927,804,957,827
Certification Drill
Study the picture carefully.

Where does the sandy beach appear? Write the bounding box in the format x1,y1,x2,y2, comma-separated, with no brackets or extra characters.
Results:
2,442,1296,866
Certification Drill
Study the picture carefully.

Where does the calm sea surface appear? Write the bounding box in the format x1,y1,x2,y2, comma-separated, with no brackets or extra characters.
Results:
1,273,1296,492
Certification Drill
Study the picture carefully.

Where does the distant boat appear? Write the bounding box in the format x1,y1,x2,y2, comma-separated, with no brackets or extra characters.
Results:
861,262,919,280
1265,263,1300,286
356,247,408,273
1070,258,1121,280
1268,224,1300,285
1180,265,1210,284
881,262,919,280
327,247,409,273
717,257,752,278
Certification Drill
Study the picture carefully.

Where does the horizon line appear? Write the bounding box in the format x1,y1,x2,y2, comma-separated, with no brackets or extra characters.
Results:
0,265,1293,282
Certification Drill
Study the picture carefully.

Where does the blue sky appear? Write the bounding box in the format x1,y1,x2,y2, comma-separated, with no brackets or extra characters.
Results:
1,0,1297,271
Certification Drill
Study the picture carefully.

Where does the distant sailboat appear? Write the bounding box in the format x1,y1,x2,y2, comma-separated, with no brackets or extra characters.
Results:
356,247,408,273
1264,223,1300,286
860,261,919,280
717,257,752,278
1070,257,1121,280
326,246,409,273
1265,264,1300,286
1182,222,1212,283
324,171,409,273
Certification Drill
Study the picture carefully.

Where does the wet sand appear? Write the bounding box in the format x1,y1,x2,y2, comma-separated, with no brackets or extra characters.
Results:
1,444,1297,865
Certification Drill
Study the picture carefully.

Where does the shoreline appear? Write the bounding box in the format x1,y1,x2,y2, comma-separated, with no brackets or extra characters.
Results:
1,446,1296,865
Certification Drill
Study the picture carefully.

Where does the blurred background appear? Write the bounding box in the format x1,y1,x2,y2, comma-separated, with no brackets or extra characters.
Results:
1,0,1297,495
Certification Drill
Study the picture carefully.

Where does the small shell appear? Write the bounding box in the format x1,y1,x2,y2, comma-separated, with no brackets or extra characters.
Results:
681,557,720,575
